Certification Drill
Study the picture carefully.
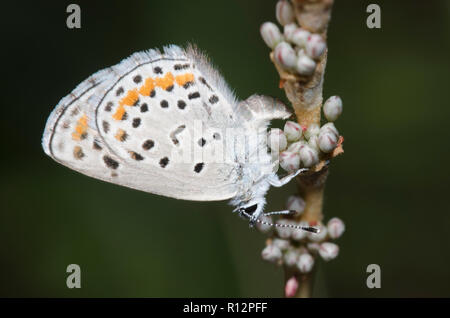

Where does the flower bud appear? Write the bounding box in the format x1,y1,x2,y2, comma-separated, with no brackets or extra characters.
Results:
273,238,290,250
268,128,287,152
274,42,297,70
256,215,273,233
308,134,319,151
275,219,293,239
320,122,339,137
284,121,303,141
307,242,320,252
319,242,339,261
308,224,327,242
297,253,315,273
283,23,297,42
260,22,283,49
284,249,299,267
287,140,307,153
323,96,343,122
296,52,316,76
305,34,326,59
299,145,319,167
318,131,338,153
291,221,309,241
262,244,282,262
291,28,310,47
286,195,305,214
280,151,300,172
276,0,295,26
285,276,298,298
304,123,320,139
327,217,345,239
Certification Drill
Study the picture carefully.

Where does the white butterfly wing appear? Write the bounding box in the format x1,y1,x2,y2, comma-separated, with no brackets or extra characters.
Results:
42,67,125,183
43,46,241,201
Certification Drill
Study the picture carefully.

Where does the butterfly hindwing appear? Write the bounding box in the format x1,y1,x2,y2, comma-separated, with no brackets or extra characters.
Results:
42,67,126,182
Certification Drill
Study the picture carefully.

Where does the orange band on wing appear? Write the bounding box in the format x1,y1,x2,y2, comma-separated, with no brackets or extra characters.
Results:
155,72,175,90
71,114,88,141
139,78,155,96
113,89,139,120
112,72,195,121
112,105,126,121
121,89,139,106
175,73,194,87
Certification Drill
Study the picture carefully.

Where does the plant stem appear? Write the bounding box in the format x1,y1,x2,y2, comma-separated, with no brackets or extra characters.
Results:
297,274,314,298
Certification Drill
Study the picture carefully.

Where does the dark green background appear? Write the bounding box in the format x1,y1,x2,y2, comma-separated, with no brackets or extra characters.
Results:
1,0,449,297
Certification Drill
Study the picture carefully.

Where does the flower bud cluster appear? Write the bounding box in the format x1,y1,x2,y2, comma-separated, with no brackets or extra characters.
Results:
260,196,345,273
259,0,345,281
268,102,343,173
260,0,327,76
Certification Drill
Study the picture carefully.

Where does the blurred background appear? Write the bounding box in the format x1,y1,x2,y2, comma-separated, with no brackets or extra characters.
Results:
1,0,449,297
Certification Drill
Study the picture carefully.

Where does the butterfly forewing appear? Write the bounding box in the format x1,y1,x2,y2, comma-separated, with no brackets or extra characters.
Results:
43,46,240,201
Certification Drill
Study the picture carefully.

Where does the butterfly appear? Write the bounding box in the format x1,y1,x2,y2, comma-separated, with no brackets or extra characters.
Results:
42,45,316,233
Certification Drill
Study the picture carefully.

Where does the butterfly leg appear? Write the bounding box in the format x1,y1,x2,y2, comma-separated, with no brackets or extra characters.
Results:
268,168,308,187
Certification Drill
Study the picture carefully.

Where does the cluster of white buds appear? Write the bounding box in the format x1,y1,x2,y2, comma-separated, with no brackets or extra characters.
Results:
268,98,343,173
260,195,345,273
260,0,327,76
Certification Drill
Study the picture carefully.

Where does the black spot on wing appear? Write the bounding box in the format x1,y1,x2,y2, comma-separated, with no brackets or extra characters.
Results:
183,81,194,89
188,92,200,99
160,100,169,108
105,102,113,112
177,100,186,109
102,121,110,133
159,157,169,168
132,118,141,128
209,95,219,104
140,103,148,112
116,87,124,96
116,130,128,142
198,138,206,147
93,140,102,150
142,139,154,150
71,107,79,116
199,77,212,90
133,75,142,83
73,146,84,160
194,163,204,173
103,155,119,169
174,63,190,70
129,151,144,161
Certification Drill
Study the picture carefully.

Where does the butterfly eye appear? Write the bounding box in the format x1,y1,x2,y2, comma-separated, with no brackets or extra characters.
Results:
244,204,258,215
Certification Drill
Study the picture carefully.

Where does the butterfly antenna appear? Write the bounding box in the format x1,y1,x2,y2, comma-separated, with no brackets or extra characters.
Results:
241,211,319,233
